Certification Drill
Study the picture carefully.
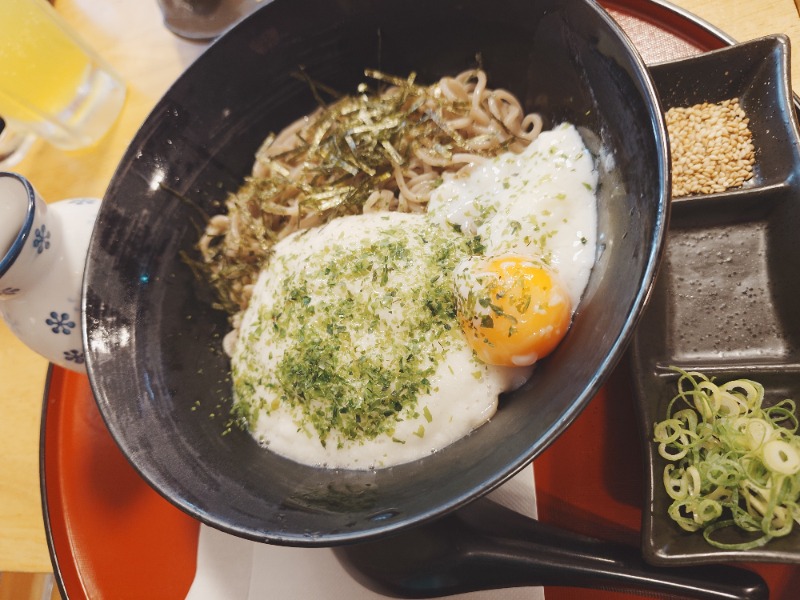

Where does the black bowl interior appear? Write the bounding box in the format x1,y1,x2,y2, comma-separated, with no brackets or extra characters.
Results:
84,0,668,545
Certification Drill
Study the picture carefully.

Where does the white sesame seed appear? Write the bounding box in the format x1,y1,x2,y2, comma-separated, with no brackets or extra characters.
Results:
665,98,755,197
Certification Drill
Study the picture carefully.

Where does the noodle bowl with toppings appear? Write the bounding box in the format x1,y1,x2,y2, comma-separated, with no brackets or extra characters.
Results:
84,0,668,544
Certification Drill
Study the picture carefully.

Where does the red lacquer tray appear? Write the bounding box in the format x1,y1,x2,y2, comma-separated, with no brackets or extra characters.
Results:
40,1,800,598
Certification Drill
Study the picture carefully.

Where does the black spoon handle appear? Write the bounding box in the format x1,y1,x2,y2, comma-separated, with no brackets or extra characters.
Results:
337,496,768,599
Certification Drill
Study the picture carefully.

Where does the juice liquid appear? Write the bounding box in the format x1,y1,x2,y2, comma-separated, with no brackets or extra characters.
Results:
0,0,91,124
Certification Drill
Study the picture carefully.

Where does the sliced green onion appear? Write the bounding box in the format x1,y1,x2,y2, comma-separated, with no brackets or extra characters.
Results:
654,367,800,550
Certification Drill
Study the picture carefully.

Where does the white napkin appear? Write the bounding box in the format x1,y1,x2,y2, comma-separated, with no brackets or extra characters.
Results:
186,467,545,600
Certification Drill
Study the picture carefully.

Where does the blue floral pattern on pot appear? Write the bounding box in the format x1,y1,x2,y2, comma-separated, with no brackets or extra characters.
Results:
63,349,85,364
33,224,51,254
46,311,76,335
0,171,100,373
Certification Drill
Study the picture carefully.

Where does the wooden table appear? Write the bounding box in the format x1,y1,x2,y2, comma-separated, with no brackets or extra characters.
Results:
1,0,799,575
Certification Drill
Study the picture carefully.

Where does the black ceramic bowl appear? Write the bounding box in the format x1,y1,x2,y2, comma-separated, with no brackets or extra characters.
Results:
84,0,668,545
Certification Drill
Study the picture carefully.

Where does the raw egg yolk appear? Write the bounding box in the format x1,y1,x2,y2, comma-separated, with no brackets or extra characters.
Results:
455,255,572,367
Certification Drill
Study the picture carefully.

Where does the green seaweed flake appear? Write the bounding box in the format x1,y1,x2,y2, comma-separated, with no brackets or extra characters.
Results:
233,220,472,446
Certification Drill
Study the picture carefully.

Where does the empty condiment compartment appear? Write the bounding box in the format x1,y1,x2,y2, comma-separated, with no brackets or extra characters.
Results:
634,188,800,368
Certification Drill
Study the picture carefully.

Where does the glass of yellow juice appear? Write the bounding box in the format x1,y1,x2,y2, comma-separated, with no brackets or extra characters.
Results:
0,0,126,150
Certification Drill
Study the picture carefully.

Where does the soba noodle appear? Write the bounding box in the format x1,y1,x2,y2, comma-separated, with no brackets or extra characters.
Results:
197,69,544,326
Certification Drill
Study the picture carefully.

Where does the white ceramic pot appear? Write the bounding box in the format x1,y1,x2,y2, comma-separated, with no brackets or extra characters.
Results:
0,172,99,373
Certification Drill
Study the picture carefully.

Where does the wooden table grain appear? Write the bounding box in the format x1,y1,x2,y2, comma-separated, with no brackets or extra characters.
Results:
0,0,798,575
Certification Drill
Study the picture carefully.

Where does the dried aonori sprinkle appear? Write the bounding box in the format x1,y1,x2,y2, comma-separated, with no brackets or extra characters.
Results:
665,98,755,198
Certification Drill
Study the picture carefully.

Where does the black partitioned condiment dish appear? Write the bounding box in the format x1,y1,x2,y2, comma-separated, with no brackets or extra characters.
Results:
632,35,800,565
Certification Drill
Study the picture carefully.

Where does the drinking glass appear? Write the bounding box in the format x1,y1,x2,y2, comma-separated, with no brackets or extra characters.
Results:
0,0,126,150
0,118,35,167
